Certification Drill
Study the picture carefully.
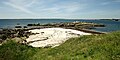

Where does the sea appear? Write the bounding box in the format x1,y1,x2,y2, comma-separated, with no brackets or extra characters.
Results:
0,19,120,32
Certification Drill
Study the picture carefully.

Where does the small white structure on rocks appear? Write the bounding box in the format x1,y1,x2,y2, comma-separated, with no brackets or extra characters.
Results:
26,28,91,48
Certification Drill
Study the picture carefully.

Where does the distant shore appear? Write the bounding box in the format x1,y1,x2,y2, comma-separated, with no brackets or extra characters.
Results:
16,21,105,34
1,19,120,32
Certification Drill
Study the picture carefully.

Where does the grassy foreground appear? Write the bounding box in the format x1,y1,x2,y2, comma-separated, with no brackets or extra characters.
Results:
0,31,120,60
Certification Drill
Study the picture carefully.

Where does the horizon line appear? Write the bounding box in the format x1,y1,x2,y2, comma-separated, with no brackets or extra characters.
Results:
0,17,120,19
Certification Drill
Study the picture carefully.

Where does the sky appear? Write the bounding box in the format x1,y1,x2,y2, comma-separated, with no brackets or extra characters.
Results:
0,0,120,19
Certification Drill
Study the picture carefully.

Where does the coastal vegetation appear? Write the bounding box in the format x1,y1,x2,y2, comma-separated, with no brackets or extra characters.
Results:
0,31,120,60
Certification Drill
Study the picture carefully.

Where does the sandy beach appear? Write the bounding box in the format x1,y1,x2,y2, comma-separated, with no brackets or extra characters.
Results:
26,28,91,47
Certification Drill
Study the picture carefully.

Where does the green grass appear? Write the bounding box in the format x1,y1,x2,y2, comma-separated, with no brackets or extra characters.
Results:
0,31,120,60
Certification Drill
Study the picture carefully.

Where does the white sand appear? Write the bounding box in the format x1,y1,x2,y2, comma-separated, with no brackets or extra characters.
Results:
26,28,91,47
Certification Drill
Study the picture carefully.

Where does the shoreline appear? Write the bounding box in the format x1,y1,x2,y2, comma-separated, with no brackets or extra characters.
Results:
0,27,106,48
0,21,106,46
75,29,106,34
25,28,91,47
24,27,106,48
0,27,105,34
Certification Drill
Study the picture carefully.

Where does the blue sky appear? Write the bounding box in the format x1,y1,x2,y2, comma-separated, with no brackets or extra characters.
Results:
0,0,120,19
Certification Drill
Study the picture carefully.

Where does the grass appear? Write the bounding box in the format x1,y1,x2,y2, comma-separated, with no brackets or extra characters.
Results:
0,31,120,60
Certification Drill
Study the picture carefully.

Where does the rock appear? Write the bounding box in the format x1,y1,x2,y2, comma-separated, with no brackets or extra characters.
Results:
15,26,22,28
24,26,27,28
0,39,3,43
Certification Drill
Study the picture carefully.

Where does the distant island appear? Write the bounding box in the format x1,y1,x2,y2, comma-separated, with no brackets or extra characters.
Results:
27,21,105,29
100,19,120,21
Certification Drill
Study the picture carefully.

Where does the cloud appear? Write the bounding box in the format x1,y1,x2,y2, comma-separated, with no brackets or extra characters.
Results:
38,1,86,14
3,2,35,15
3,0,86,17
8,0,38,7
101,0,120,5
114,0,120,2
101,2,111,5
0,7,3,8
26,0,37,7
2,0,119,19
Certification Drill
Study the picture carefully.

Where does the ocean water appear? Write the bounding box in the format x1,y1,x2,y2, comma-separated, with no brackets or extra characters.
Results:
0,19,75,28
0,19,120,32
